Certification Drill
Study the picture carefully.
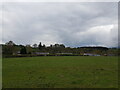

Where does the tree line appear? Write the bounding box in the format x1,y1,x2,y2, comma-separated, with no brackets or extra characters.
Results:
1,41,119,57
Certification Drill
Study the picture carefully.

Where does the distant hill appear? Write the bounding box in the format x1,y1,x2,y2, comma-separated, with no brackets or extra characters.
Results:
80,46,109,50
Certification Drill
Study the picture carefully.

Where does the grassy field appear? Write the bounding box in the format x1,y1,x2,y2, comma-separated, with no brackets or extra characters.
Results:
2,56,118,88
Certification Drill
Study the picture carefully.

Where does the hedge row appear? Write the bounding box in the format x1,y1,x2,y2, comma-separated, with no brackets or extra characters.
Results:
2,54,83,58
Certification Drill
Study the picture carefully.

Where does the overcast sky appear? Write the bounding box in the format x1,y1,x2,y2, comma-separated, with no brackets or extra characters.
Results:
1,2,118,47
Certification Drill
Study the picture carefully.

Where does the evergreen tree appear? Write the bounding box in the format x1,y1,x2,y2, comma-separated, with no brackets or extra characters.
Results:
38,42,42,50
20,47,27,54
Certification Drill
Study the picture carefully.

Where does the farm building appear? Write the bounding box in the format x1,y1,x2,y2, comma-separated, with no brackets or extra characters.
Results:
83,53,100,56
33,52,49,55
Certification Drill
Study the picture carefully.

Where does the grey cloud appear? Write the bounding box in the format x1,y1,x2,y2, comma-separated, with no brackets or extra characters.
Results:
1,2,118,47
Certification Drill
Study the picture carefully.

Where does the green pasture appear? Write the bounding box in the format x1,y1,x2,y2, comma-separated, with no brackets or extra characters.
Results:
2,56,118,88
